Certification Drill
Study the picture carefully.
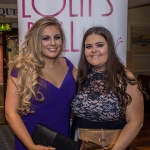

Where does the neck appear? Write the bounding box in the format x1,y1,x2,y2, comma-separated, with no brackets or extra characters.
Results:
44,57,60,69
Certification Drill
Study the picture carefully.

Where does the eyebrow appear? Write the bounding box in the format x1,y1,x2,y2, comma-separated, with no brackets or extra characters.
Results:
85,42,104,45
42,34,61,37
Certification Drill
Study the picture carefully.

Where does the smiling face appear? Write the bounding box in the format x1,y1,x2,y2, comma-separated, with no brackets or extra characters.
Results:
84,34,108,71
41,25,63,59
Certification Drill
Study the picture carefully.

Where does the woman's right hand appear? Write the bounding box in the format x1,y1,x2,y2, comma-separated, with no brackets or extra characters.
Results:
30,144,56,150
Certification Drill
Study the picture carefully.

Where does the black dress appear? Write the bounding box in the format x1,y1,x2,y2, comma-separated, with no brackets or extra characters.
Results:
71,68,129,149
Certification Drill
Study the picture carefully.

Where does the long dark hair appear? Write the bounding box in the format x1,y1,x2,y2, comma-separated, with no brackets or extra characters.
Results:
77,26,143,114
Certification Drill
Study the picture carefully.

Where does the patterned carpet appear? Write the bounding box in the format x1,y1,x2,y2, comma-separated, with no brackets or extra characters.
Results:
0,124,14,150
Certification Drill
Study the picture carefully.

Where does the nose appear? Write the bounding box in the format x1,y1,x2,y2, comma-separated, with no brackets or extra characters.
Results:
50,38,56,46
92,46,96,53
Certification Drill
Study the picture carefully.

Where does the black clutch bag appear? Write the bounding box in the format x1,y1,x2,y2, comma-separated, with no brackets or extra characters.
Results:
32,123,81,150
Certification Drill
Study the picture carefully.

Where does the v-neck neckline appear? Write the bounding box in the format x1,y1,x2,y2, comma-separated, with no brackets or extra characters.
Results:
40,67,69,89
40,57,69,89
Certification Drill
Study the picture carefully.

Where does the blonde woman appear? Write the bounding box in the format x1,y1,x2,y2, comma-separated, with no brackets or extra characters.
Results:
5,17,77,150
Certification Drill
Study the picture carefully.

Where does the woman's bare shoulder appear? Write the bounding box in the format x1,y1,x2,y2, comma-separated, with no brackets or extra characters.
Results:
72,67,77,81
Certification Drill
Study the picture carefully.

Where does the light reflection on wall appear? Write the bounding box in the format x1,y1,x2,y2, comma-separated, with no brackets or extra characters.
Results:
7,36,18,76
0,44,3,83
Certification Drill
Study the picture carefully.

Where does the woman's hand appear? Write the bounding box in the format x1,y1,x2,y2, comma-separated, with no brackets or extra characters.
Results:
29,145,56,150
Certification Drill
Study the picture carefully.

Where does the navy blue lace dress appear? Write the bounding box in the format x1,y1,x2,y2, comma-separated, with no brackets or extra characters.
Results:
71,68,126,139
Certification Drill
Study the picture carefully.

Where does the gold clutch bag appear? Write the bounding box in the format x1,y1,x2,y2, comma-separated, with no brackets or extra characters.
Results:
78,128,122,150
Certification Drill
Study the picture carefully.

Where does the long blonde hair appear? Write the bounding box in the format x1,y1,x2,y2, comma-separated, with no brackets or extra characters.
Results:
14,17,66,115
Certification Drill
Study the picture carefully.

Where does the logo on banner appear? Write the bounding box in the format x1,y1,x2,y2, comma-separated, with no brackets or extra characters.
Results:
21,0,114,53
17,0,128,66
22,0,113,18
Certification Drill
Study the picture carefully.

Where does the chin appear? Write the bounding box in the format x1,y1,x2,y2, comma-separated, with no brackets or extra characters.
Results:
49,55,60,59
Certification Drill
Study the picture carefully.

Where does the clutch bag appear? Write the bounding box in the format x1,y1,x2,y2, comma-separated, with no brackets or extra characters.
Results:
32,123,81,150
78,128,122,150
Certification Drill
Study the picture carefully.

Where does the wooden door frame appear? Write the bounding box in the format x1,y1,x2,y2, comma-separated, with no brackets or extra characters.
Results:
2,28,18,99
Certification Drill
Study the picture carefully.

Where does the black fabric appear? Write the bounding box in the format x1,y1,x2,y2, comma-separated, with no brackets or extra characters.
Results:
71,68,126,122
32,123,81,150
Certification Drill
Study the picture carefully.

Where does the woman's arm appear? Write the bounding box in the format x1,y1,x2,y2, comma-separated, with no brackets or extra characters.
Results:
72,67,77,81
112,76,144,150
5,77,55,150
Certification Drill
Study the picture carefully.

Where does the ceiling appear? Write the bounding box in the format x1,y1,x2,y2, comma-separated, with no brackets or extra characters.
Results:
128,0,150,8
0,0,150,9
0,0,17,4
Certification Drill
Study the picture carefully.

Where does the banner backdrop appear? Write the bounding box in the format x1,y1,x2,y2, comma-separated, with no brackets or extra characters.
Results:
17,0,128,67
